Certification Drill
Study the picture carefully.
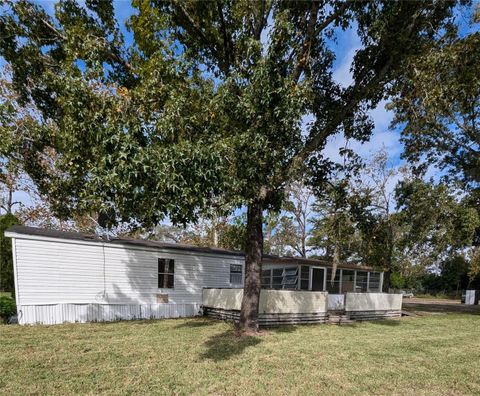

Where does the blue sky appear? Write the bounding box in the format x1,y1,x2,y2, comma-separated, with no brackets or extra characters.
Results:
2,1,479,214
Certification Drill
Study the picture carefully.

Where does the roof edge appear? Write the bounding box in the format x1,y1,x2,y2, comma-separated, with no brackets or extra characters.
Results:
5,225,377,271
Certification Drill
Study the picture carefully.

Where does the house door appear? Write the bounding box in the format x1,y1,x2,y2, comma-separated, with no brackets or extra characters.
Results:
311,267,325,291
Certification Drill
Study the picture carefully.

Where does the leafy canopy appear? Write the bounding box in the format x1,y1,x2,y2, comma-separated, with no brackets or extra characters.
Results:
0,0,462,229
390,30,480,190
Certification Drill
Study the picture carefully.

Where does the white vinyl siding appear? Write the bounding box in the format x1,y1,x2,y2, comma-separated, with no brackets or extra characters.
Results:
12,236,244,310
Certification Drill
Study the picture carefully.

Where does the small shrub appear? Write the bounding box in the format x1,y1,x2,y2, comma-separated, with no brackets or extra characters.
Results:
0,296,16,322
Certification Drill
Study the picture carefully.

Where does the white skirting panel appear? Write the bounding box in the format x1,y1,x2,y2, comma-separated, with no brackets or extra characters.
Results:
17,303,202,325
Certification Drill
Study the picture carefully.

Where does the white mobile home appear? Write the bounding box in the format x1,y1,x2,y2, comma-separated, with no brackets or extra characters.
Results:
6,226,395,325
6,226,245,325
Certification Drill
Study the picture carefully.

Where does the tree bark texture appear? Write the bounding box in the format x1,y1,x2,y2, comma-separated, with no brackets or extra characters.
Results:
238,199,264,333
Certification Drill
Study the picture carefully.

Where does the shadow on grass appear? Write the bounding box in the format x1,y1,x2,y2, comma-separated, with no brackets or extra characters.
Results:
198,321,303,361
200,329,262,362
200,329,262,361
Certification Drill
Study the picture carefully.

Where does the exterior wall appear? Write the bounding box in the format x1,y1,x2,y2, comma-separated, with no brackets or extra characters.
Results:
11,236,243,325
327,294,345,310
260,289,328,314
345,293,402,312
202,288,243,310
203,289,401,325
202,288,328,314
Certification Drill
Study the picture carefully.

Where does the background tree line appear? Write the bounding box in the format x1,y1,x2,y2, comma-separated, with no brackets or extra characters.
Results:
2,145,479,294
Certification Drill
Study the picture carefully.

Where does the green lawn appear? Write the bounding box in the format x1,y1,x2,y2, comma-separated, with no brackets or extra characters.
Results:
1,314,480,395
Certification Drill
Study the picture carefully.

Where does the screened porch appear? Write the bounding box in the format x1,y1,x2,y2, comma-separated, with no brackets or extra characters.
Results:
261,264,384,294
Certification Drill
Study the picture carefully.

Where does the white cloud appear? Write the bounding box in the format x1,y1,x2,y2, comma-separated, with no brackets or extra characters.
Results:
332,27,361,88
322,100,399,164
332,46,358,87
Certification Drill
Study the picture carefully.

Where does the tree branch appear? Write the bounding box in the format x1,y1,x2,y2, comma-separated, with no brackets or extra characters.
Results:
36,5,132,72
287,4,427,178
254,0,272,41
292,2,348,83
216,1,233,74
173,1,228,74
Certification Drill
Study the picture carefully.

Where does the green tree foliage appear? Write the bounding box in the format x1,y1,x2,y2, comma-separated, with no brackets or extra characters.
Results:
310,150,404,287
309,179,357,268
395,179,479,265
309,151,480,290
420,255,473,293
0,0,463,332
468,247,480,286
389,272,406,289
391,29,480,191
0,213,20,292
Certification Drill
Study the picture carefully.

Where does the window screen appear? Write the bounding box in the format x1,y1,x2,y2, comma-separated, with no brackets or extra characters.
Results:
342,270,355,292
262,266,300,289
369,272,381,292
282,267,299,290
261,269,272,288
300,266,310,290
230,264,243,284
272,268,283,289
326,268,341,293
356,271,368,292
158,258,174,289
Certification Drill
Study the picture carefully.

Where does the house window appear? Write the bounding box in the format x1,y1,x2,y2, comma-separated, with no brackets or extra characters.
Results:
272,268,283,289
300,266,310,290
230,264,243,284
261,269,272,288
282,267,299,289
158,258,174,288
342,270,355,292
368,272,381,292
326,268,341,293
261,266,300,290
355,271,368,292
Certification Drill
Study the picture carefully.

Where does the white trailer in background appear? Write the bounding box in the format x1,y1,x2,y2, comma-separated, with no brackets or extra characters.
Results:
464,290,479,305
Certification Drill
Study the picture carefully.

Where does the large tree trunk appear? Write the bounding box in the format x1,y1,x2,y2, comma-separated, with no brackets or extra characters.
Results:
238,199,263,334
383,269,391,292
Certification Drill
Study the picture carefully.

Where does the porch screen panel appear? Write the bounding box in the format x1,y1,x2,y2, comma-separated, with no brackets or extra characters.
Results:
300,266,310,290
261,269,272,289
326,268,340,293
342,270,355,292
272,268,283,289
282,267,298,290
369,272,381,292
356,271,368,292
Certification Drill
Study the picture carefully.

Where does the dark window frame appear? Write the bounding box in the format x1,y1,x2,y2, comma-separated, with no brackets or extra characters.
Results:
230,264,243,285
158,258,175,289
